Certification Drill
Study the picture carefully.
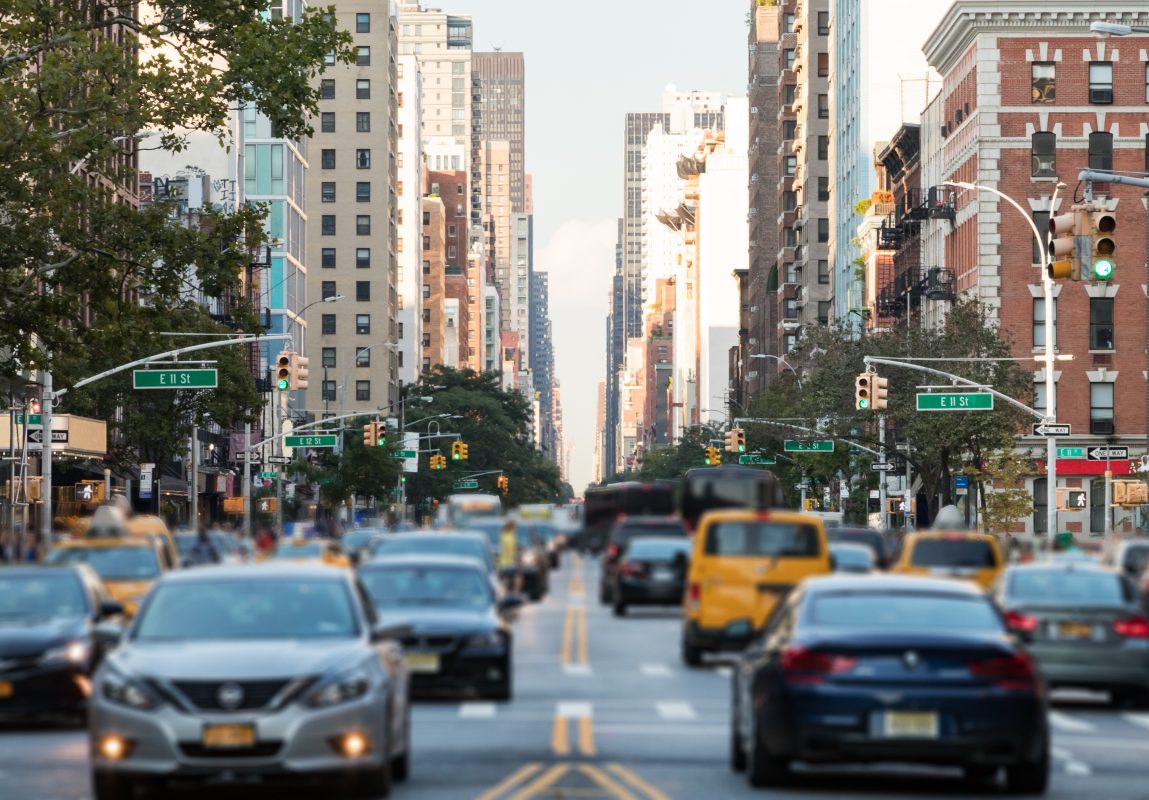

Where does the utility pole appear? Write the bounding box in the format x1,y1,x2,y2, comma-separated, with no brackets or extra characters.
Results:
190,426,198,529
242,420,252,539
879,414,888,530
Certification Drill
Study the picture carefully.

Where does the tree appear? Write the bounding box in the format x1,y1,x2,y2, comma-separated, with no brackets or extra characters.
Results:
299,418,402,513
964,442,1037,537
0,1,353,373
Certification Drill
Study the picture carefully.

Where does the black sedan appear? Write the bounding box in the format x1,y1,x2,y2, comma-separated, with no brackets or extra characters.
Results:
610,537,691,616
827,526,891,569
0,565,123,721
358,555,523,701
600,516,688,604
372,531,498,580
731,575,1048,794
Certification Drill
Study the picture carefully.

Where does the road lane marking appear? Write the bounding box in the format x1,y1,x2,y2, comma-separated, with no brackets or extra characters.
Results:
1052,746,1092,777
508,764,570,800
459,702,497,719
578,716,597,756
607,763,672,800
714,666,733,678
576,603,589,664
560,605,588,668
474,762,544,800
550,715,571,756
578,765,638,800
1122,713,1149,731
560,605,575,666
562,663,593,676
640,663,672,677
558,701,594,718
1049,711,1096,733
655,701,697,721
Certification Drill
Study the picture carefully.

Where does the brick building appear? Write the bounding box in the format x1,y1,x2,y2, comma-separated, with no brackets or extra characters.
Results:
923,1,1149,537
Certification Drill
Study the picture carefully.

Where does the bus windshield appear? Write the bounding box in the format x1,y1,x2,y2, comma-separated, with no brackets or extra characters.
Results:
678,468,783,530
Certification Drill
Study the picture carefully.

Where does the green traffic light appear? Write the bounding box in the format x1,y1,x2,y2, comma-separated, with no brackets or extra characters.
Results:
277,378,289,390
858,398,870,409
1093,258,1115,280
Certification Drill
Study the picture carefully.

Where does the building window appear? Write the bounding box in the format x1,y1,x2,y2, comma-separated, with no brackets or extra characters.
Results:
321,215,336,235
355,280,370,301
321,380,336,402
816,301,831,325
784,156,796,176
356,182,370,202
321,348,336,368
422,284,430,299
321,247,336,268
356,79,370,100
422,308,431,323
783,13,795,33
817,218,829,243
783,49,795,69
1032,297,1056,349
1033,477,1047,534
321,314,336,335
818,259,829,284
355,314,370,335
783,190,798,211
320,79,335,100
817,52,829,77
356,112,370,133
355,46,370,66
356,248,370,268
784,227,798,247
321,280,336,300
817,11,830,35
817,177,830,201
817,135,829,160
783,84,796,106
1031,132,1056,177
1090,382,1114,434
356,215,370,235
355,348,371,367
1088,131,1113,171
1031,62,1055,103
782,119,797,140
1146,63,1149,102
1033,382,1052,417
1089,297,1114,350
355,12,369,33
355,381,370,401
321,182,335,203
356,149,370,169
422,260,430,275
321,149,335,169
1031,211,1050,263
320,112,335,133
1089,62,1113,103
817,94,828,118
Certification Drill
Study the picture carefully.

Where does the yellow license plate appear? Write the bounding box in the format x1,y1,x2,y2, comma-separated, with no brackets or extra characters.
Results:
404,653,440,674
884,711,939,739
202,723,256,748
0,681,12,699
1058,622,1094,639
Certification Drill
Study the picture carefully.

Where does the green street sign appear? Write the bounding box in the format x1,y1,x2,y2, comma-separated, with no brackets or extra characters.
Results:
394,449,418,459
12,414,41,425
317,476,334,485
133,368,218,390
453,479,479,490
784,440,834,453
259,471,277,479
284,434,337,448
1057,447,1085,459
916,392,994,411
739,454,777,465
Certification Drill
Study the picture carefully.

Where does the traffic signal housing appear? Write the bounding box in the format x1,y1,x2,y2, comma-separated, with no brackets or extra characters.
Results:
723,429,737,453
705,446,721,466
498,475,509,494
871,375,889,410
734,428,746,453
430,453,446,470
460,442,469,460
1046,210,1081,280
289,353,310,390
855,372,872,410
451,441,462,461
1089,208,1116,281
275,351,292,391
363,421,379,447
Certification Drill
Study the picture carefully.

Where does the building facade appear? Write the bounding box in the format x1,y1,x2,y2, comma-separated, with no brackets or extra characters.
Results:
473,52,527,214
396,54,424,385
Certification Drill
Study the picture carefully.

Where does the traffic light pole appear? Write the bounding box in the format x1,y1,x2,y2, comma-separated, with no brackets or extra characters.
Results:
879,414,888,531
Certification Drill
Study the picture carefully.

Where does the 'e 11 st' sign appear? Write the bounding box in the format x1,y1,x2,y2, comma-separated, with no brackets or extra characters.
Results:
133,369,218,390
916,392,994,411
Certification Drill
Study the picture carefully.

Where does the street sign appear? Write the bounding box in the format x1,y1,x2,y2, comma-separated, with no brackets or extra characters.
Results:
133,368,218,390
27,429,68,444
12,414,41,425
870,462,896,472
784,440,834,453
1057,447,1085,459
916,392,994,411
259,471,277,479
394,449,419,459
1088,446,1129,461
283,434,337,448
954,475,970,489
267,455,290,465
1032,422,1070,437
739,454,776,465
453,479,479,490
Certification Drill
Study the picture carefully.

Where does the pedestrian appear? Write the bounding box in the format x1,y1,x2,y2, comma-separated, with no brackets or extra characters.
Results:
499,521,520,593
188,525,220,565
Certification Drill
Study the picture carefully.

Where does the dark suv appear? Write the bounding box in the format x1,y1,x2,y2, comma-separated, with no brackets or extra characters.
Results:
599,516,688,604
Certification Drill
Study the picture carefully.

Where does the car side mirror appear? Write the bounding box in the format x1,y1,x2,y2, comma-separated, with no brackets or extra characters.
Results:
498,594,525,614
98,600,125,620
93,622,126,649
372,623,414,643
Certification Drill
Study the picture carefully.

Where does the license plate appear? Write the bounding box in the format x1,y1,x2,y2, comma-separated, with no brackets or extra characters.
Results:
883,711,939,739
0,681,12,699
1057,622,1094,639
202,723,256,749
404,653,440,674
651,569,674,581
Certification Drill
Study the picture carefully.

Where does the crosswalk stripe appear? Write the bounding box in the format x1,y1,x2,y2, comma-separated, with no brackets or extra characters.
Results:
1049,711,1096,733
655,701,697,720
459,702,497,719
640,663,673,677
557,701,594,719
1121,713,1149,731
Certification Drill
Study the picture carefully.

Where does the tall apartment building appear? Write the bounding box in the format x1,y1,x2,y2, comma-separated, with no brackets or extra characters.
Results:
481,139,513,333
530,271,557,461
603,223,625,479
426,168,473,368
421,195,447,370
483,286,500,372
473,52,527,213
747,0,781,401
396,54,424,385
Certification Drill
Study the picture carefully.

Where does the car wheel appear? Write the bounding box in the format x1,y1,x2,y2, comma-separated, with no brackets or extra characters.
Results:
730,715,747,772
681,638,703,667
490,655,513,701
746,713,789,787
1005,739,1049,795
92,772,136,800
613,600,627,617
354,757,392,799
391,709,410,783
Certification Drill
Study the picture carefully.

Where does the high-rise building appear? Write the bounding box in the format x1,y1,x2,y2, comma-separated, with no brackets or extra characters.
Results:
473,52,526,214
305,1,399,415
602,220,625,479
396,54,424,385
622,111,669,341
530,270,557,461
481,139,513,333
421,195,447,371
483,286,500,372
426,168,474,368
508,212,532,371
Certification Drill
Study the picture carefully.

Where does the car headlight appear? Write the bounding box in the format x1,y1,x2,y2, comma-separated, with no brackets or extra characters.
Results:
304,667,372,708
464,632,504,650
41,640,90,666
100,669,160,711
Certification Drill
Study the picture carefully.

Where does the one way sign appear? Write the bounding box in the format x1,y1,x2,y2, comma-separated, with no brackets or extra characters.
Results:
870,462,896,472
1032,422,1070,437
27,429,69,444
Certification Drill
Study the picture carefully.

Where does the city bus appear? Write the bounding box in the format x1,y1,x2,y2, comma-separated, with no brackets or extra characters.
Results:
443,494,503,527
581,482,676,553
677,465,785,531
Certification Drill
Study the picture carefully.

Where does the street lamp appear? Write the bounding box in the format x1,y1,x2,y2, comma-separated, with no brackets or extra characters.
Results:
751,354,804,389
287,294,343,337
1090,21,1149,36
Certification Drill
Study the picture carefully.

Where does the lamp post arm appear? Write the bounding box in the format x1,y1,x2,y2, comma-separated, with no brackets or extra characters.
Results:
861,356,1043,420
733,416,882,458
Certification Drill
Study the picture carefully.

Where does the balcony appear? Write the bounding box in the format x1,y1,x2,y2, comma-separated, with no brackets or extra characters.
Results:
925,268,956,301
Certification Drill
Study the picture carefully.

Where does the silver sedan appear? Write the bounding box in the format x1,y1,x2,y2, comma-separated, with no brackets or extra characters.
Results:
88,565,410,799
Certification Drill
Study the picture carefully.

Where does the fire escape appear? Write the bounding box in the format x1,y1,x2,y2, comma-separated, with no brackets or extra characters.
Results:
874,186,958,321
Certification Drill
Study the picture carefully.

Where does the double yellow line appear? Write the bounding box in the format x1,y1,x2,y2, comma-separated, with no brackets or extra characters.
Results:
550,711,595,757
477,762,670,800
559,604,588,668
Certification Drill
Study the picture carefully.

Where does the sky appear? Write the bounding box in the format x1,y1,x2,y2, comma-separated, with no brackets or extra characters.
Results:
444,1,745,492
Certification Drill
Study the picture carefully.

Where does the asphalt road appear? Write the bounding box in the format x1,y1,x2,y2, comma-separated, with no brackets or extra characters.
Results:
4,554,1149,798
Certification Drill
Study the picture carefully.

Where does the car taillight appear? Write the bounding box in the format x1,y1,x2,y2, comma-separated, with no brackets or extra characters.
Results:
620,562,643,577
968,653,1036,689
606,544,620,560
779,647,857,685
1114,616,1149,638
1004,610,1039,633
688,582,701,602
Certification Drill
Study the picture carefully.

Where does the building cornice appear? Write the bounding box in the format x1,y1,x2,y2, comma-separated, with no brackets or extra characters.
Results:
924,1,1149,75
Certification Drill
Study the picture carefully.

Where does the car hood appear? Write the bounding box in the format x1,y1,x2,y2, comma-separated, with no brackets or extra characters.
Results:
376,607,499,636
0,616,87,657
107,638,368,681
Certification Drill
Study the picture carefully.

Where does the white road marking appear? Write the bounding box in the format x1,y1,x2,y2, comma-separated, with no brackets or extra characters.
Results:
562,664,593,677
1121,713,1149,731
1049,711,1096,733
557,701,594,719
655,701,698,721
640,663,673,677
1052,746,1093,777
458,702,497,719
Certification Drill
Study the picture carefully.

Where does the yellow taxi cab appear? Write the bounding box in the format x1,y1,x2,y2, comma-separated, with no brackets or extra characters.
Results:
681,509,831,666
891,531,1004,589
263,537,351,569
126,514,180,570
43,536,168,616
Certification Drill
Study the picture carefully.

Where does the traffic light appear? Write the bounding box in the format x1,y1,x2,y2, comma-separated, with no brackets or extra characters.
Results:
498,475,509,494
430,453,446,470
735,428,746,453
704,446,721,466
855,372,872,411
375,422,387,447
363,421,379,447
871,375,889,410
723,429,738,453
1047,209,1080,280
1089,208,1116,281
451,441,462,461
460,442,469,460
29,400,40,414
289,353,310,390
275,351,292,391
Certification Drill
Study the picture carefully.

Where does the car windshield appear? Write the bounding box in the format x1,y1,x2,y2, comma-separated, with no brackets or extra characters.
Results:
46,546,161,580
705,521,820,558
134,578,358,641
910,538,997,568
615,522,687,545
831,544,874,569
625,538,692,560
343,530,376,551
376,536,491,567
828,529,886,560
1009,569,1127,605
271,541,325,559
359,565,493,610
0,573,88,618
810,591,1001,631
